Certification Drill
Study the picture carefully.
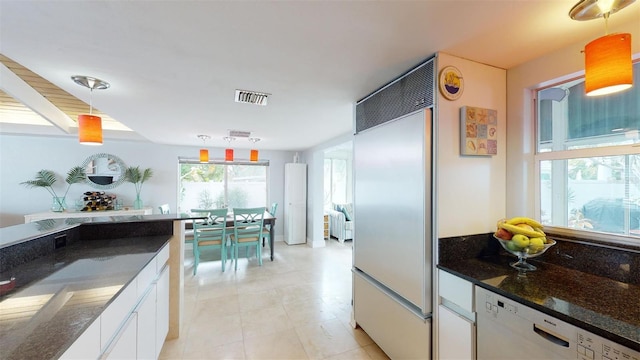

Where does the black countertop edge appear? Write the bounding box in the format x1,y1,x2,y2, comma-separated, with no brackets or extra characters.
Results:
0,214,204,250
437,263,640,352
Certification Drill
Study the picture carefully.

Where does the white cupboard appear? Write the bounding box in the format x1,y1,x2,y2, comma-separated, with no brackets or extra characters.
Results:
60,244,170,360
104,313,137,360
437,270,476,359
135,287,157,360
284,163,307,245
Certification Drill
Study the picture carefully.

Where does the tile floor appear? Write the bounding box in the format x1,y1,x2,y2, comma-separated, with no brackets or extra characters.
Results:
159,239,390,360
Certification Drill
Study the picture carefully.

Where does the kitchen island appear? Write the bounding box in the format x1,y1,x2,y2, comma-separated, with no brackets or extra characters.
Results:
0,214,195,359
438,233,640,353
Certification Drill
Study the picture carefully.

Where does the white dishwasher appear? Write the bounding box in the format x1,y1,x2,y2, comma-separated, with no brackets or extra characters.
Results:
475,286,639,360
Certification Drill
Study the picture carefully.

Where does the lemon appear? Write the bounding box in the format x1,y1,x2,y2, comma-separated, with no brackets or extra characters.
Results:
529,237,545,253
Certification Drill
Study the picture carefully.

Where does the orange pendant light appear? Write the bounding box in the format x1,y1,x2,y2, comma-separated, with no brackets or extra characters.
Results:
199,149,209,163
250,149,259,161
223,136,235,161
72,75,110,145
78,114,103,145
197,135,210,163
249,137,260,162
225,148,234,161
584,33,633,96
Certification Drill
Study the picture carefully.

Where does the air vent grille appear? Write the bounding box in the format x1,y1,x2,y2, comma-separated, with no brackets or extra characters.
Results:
355,58,435,133
228,130,251,138
235,90,269,106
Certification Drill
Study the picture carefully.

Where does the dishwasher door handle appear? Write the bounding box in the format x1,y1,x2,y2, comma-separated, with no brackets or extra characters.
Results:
533,324,570,347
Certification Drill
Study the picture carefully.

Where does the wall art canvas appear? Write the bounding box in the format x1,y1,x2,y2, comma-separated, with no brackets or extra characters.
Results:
460,106,497,156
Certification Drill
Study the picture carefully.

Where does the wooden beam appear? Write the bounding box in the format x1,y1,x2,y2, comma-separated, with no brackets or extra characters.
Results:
0,63,75,133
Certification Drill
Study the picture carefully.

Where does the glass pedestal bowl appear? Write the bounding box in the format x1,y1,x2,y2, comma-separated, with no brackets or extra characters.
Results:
494,235,556,272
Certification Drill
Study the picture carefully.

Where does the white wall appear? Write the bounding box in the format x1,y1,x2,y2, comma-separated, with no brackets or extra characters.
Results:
506,20,640,218
0,134,294,232
435,53,507,238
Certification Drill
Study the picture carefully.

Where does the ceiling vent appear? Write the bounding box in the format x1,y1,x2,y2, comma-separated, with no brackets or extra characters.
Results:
235,89,269,106
228,130,251,138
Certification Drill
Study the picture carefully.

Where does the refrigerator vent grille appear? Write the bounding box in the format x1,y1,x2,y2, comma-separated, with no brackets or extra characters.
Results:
355,58,434,133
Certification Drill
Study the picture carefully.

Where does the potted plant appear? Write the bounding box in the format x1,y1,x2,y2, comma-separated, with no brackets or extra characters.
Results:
21,166,87,211
124,166,153,209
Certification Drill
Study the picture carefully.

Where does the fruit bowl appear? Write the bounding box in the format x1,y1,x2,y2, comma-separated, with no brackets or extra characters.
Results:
494,235,556,272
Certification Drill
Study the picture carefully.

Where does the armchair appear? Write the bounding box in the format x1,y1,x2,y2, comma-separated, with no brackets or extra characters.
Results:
327,203,353,243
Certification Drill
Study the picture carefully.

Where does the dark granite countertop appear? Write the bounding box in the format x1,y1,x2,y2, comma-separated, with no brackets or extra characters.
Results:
1,214,192,250
438,235,640,352
0,235,170,359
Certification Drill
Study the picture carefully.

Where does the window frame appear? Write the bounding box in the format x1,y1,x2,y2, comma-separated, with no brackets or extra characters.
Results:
177,158,270,213
533,78,640,246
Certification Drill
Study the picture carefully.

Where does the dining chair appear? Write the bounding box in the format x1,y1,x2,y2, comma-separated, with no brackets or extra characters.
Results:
158,204,170,214
191,208,229,274
230,207,266,271
262,202,277,248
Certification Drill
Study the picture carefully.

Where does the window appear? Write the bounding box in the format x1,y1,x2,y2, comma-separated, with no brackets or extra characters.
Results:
535,62,640,240
324,158,350,209
178,161,268,213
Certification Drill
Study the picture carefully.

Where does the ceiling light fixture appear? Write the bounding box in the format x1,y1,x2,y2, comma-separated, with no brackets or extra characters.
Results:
569,0,634,96
72,75,110,145
198,135,210,163
223,136,236,161
248,137,260,162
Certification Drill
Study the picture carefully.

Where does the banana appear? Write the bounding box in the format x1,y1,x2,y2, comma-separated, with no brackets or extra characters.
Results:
534,227,546,237
506,217,543,229
498,222,545,238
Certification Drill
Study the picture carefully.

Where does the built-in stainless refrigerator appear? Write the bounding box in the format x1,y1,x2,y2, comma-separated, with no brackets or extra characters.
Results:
353,108,433,359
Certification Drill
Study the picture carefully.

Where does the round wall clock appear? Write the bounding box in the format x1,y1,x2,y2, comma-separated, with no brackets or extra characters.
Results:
439,66,464,101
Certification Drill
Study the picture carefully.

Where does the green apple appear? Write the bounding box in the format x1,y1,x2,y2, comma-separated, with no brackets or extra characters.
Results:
505,240,522,252
511,234,530,248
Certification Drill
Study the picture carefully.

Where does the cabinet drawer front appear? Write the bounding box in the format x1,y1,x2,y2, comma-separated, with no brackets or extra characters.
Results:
101,281,137,351
137,258,157,298
60,318,101,360
439,270,474,313
156,243,170,273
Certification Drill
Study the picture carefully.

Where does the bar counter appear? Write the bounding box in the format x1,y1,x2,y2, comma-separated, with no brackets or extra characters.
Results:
0,215,187,359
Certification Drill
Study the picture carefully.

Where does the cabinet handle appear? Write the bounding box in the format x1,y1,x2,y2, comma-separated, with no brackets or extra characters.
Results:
533,324,569,347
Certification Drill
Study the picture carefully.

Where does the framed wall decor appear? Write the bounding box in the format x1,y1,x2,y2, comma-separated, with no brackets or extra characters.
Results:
460,106,497,156
439,66,464,101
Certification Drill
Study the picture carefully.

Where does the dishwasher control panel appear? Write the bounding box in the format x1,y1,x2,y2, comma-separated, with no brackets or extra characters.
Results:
577,330,639,360
475,286,639,360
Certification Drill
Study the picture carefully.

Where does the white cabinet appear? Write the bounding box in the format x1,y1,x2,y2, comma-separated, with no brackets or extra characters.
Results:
438,304,475,360
284,163,307,245
437,270,476,360
60,318,101,360
135,287,157,360
101,280,137,350
104,313,138,360
155,266,170,355
63,244,170,360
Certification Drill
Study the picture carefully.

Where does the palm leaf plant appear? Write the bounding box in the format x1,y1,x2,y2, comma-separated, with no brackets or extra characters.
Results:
124,166,153,208
21,166,87,210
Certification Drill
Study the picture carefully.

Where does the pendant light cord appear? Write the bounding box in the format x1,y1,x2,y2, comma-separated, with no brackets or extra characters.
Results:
89,88,94,115
603,12,610,35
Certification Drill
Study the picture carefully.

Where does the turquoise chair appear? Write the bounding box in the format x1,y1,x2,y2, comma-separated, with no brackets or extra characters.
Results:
230,207,266,271
263,202,277,248
191,208,229,274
